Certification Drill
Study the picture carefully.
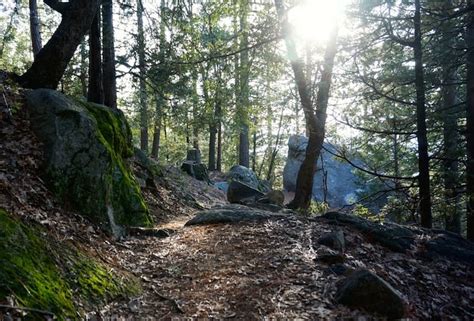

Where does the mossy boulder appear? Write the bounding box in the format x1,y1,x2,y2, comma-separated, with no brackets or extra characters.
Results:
0,209,140,319
25,89,152,235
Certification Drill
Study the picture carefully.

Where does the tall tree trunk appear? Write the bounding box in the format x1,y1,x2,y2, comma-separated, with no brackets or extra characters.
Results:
102,0,117,109
440,1,461,233
209,123,217,170
20,0,100,89
79,40,87,97
238,0,250,168
192,70,200,150
466,0,474,241
137,0,148,153
151,0,166,160
252,125,257,171
217,119,222,172
151,95,162,159
275,0,338,210
29,0,42,56
414,0,432,228
88,11,104,104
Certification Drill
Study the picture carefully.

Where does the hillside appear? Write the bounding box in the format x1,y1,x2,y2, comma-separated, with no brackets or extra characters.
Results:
1,87,473,319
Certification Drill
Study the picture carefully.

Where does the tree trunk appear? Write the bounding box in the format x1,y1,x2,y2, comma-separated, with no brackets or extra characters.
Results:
87,11,104,104
466,0,474,241
252,125,257,171
217,120,222,172
192,70,200,150
151,95,162,159
209,123,217,171
79,40,87,97
440,1,461,233
102,0,117,109
275,0,338,210
238,0,250,168
20,0,100,89
29,0,42,56
414,0,432,228
137,0,148,153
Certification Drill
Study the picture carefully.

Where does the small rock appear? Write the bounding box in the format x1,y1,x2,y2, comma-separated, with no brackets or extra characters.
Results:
335,269,406,319
315,247,345,264
127,227,175,238
318,230,345,252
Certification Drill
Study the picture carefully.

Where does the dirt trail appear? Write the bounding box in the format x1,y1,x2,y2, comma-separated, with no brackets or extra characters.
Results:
87,213,474,320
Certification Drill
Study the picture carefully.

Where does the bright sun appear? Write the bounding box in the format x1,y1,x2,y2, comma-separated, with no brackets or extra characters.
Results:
288,0,347,44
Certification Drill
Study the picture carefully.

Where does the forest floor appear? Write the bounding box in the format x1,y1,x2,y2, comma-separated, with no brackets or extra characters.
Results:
1,88,473,320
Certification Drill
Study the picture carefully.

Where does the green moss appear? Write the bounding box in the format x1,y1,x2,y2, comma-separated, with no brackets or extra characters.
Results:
0,209,141,319
72,254,140,303
72,100,152,229
0,209,75,318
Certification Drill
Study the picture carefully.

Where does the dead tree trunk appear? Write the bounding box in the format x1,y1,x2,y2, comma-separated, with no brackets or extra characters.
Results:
19,0,100,89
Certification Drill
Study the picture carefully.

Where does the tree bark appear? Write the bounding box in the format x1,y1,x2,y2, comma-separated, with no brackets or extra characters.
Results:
20,0,100,89
102,0,117,109
466,0,474,241
414,0,432,228
29,0,42,56
87,11,104,104
137,0,148,153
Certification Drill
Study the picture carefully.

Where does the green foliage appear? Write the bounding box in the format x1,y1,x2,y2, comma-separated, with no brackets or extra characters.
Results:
353,204,384,223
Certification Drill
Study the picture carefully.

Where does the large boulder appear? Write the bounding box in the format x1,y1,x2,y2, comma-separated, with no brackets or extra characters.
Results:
226,165,260,189
26,89,152,236
227,180,265,203
283,135,361,207
335,269,407,319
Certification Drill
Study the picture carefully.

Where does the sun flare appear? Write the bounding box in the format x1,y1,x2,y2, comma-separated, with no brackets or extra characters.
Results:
288,0,347,44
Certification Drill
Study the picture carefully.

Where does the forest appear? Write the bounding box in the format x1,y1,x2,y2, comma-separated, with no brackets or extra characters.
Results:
0,0,473,319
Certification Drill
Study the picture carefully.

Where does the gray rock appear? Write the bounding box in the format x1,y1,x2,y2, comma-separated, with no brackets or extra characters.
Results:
227,180,265,203
318,230,345,252
424,232,474,265
322,212,415,252
181,161,209,182
186,148,201,163
283,135,361,207
26,89,151,236
185,204,285,226
335,269,406,319
226,165,259,189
